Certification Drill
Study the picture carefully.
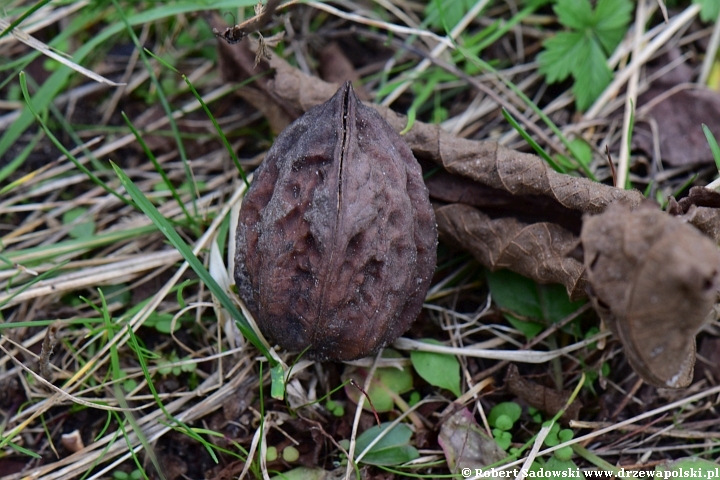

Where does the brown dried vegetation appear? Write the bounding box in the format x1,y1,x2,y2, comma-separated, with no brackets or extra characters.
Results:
3,2,720,479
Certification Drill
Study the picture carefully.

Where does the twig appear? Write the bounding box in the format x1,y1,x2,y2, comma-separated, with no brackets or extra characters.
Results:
611,377,644,419
381,0,492,106
605,145,618,188
214,0,282,44
698,6,720,85
39,323,60,379
345,351,381,479
352,28,567,156
306,0,454,49
584,4,701,120
617,0,646,189
570,418,720,439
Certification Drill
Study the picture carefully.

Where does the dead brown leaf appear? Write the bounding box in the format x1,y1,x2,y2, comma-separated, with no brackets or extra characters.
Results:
581,202,720,388
634,86,720,166
667,187,720,243
426,169,583,234
318,42,370,101
260,54,648,214
631,49,720,166
435,203,586,299
213,23,644,213
438,407,507,477
505,365,581,423
213,37,641,294
633,69,720,166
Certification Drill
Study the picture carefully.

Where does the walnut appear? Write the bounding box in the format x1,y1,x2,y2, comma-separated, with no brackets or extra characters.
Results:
235,82,437,361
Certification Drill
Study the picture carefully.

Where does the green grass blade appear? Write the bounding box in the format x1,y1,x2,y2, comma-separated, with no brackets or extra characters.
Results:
110,162,272,362
100,289,164,480
114,412,152,480
666,174,699,209
627,99,635,152
120,112,196,227
111,0,198,218
125,326,220,463
0,318,106,330
0,131,42,186
0,7,103,161
472,3,538,54
0,262,67,309
0,0,54,39
702,124,720,172
18,72,132,207
643,179,654,198
502,108,566,173
0,0,258,167
401,75,442,134
270,363,286,400
183,76,250,185
452,40,598,180
7,440,42,458
144,48,251,187
571,444,622,476
1,224,156,267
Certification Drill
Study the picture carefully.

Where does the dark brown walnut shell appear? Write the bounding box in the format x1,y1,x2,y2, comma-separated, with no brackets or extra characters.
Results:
235,81,437,361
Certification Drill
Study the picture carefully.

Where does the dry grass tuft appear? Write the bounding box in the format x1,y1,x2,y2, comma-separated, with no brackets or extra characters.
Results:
2,1,720,479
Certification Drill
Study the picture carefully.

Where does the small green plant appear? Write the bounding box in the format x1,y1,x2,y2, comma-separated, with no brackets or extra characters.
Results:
325,399,344,417
156,351,197,376
353,422,419,466
113,469,142,480
410,339,462,397
118,370,138,393
538,0,633,110
488,402,522,450
143,312,193,334
100,284,131,307
542,421,574,462
521,422,582,476
486,269,586,339
694,0,720,22
62,207,95,239
282,446,300,462
527,406,543,424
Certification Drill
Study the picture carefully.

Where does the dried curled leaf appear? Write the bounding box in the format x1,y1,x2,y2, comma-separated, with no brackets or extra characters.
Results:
234,82,437,361
258,53,647,214
438,407,507,475
425,169,583,234
668,187,720,243
435,204,586,299
682,206,720,244
581,203,720,388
